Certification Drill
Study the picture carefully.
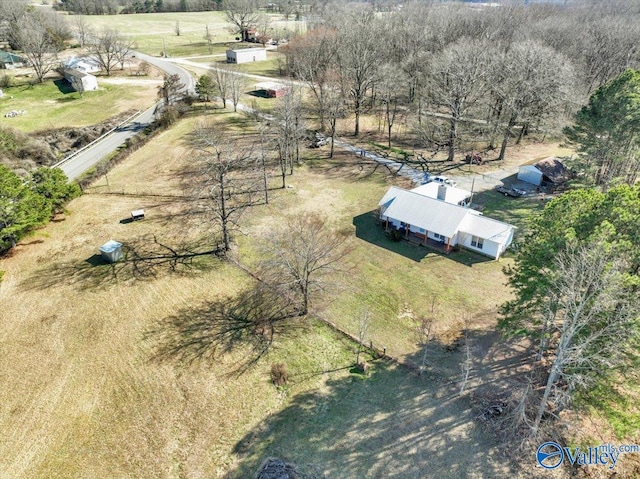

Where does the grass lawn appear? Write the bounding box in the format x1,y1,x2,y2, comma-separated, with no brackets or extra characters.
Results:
0,111,530,478
80,12,305,57
0,78,156,133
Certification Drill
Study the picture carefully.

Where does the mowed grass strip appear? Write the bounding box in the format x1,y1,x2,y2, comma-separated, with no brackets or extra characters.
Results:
0,80,156,133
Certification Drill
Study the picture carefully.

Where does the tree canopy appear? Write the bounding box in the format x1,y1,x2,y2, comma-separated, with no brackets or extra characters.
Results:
565,69,640,190
0,166,80,253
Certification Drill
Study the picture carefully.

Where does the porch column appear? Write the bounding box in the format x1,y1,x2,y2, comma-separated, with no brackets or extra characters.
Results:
385,217,388,230
446,237,451,252
423,231,427,246
405,224,409,239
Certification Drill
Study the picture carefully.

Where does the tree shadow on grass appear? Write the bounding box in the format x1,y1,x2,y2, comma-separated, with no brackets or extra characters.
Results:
224,358,521,479
144,283,307,376
21,236,222,292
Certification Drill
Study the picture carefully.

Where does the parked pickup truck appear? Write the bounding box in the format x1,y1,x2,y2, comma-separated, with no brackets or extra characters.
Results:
495,185,526,197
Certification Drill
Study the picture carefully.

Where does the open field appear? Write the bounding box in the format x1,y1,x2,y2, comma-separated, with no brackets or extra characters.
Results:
79,12,305,57
0,76,158,133
0,109,542,477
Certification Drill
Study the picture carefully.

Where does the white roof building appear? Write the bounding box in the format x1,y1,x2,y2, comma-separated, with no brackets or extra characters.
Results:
378,186,515,259
410,182,471,206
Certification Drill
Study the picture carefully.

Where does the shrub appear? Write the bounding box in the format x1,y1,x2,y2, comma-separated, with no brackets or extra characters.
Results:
270,363,288,387
0,74,12,88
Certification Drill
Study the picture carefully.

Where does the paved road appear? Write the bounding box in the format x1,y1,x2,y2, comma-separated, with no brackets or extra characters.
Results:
59,52,195,181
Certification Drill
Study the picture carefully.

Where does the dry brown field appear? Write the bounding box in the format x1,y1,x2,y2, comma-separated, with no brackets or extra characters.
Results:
0,110,568,478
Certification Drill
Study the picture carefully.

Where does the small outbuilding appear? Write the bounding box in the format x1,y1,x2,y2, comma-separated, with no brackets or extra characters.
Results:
64,68,98,92
130,209,145,221
517,165,543,186
99,240,123,263
254,81,288,98
226,47,267,64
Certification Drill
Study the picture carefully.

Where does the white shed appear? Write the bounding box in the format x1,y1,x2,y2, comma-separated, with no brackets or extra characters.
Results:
226,47,267,64
99,240,123,263
64,69,98,92
517,165,543,186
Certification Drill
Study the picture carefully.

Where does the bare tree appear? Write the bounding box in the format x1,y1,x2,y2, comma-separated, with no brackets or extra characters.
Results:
223,0,262,42
114,35,135,71
71,16,92,48
259,213,351,316
286,27,339,131
90,28,124,76
377,64,407,149
531,239,640,435
273,85,305,187
335,7,380,136
174,20,181,36
158,73,185,107
14,13,62,83
425,40,490,162
356,309,370,365
210,66,231,109
490,40,573,161
192,124,261,252
228,67,247,112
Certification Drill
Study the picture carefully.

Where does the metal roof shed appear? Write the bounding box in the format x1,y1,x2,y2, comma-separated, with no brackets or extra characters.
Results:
99,240,123,263
517,165,543,186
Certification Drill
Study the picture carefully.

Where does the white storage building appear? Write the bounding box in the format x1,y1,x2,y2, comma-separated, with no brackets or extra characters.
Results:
226,48,267,64
517,165,543,186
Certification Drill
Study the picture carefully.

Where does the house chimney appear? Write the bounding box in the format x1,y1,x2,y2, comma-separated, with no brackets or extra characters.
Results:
437,184,447,201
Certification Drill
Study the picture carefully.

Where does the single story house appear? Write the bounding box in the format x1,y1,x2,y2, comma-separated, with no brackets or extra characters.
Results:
63,56,101,74
378,186,515,260
410,182,471,207
64,68,98,92
226,47,267,64
254,81,288,98
517,158,571,187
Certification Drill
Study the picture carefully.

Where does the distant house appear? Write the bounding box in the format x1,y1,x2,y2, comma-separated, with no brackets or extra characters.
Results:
410,182,471,207
254,81,288,98
64,69,98,92
226,47,267,64
378,186,515,259
63,56,101,74
517,158,571,187
0,51,27,69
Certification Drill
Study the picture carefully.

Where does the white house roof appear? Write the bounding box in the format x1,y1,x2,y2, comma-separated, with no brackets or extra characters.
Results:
458,213,513,244
379,187,470,238
379,186,514,241
410,182,471,205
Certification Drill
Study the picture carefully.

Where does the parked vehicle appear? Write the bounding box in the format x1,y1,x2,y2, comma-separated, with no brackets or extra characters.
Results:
432,175,457,187
495,185,526,197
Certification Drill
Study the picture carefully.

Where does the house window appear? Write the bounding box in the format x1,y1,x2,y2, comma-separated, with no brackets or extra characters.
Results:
419,228,425,233
471,236,484,249
434,233,445,241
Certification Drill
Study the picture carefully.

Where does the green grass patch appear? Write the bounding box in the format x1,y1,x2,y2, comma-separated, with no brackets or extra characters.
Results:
0,80,147,132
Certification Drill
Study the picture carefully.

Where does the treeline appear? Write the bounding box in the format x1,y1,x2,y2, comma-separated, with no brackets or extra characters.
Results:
0,165,81,254
56,0,222,15
283,1,640,181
